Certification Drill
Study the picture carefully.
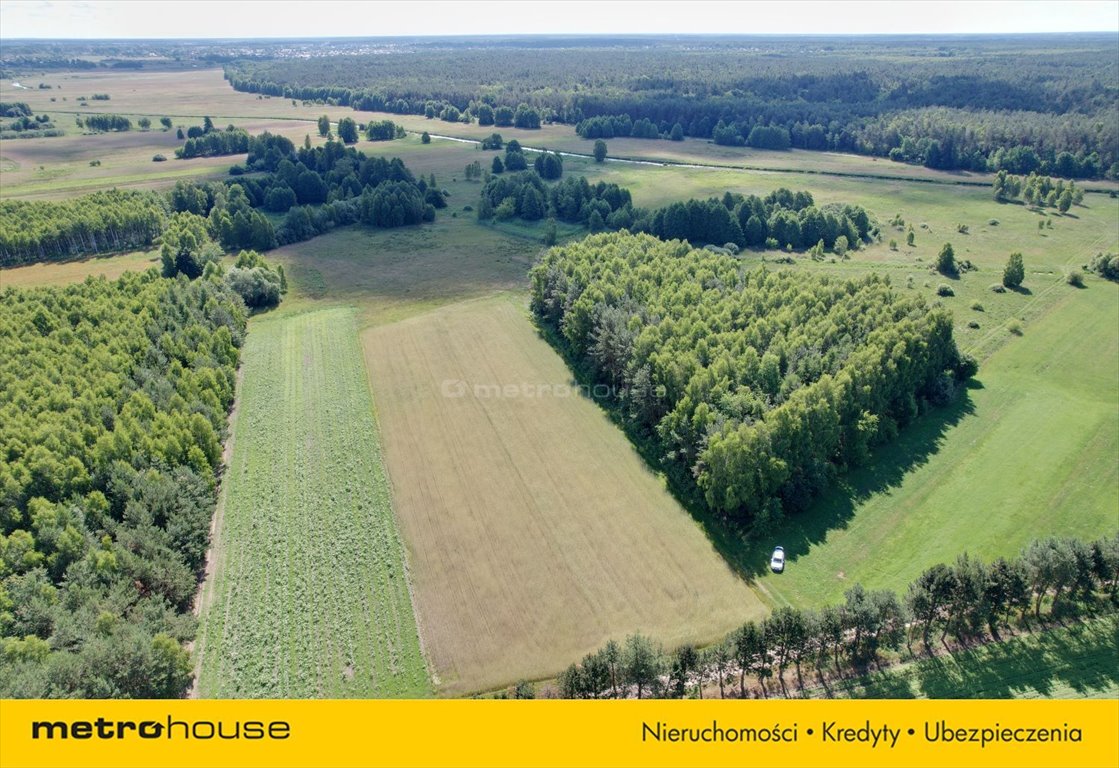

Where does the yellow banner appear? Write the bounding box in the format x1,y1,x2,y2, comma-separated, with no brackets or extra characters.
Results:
1,699,1117,768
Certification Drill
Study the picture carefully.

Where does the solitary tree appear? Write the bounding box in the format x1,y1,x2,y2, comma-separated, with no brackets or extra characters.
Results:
159,116,172,130
624,634,661,699
1003,252,1025,288
137,117,151,130
936,242,957,276
317,115,330,137
421,131,431,144
906,231,915,247
593,139,608,163
670,123,685,141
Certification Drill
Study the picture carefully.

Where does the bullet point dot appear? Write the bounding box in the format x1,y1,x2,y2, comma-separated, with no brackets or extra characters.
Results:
807,729,813,735
908,728,915,736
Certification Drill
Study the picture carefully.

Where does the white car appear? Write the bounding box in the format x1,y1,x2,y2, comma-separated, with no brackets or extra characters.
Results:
770,546,786,573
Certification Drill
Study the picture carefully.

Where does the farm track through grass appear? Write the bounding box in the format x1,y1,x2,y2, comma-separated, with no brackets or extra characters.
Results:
195,307,429,697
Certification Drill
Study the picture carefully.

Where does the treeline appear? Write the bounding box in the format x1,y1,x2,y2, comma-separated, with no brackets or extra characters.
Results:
77,114,131,132
223,36,1118,177
576,114,665,140
177,127,250,159
0,191,166,267
555,534,1119,699
0,273,247,697
855,107,1115,177
992,171,1085,211
479,172,630,228
480,168,872,253
531,233,972,523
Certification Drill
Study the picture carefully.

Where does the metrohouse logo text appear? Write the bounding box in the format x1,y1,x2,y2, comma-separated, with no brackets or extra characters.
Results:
31,716,290,741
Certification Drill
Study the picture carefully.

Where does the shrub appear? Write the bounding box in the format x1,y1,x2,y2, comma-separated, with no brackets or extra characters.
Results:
970,302,984,311
229,164,245,176
990,283,1007,293
936,283,955,297
956,353,979,379
152,154,167,162
1008,320,1023,335
967,320,980,329
1065,269,1085,287
988,219,999,226
1087,251,1119,281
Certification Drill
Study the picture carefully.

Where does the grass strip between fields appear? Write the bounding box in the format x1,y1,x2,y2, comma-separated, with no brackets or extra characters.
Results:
195,307,429,697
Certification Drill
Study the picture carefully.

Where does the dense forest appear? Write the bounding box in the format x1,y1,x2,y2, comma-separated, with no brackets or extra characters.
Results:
0,191,166,266
0,273,247,697
554,534,1119,699
531,233,973,524
223,35,1119,178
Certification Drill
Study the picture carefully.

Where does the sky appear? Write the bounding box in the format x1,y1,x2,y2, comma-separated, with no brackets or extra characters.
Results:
1,0,1117,39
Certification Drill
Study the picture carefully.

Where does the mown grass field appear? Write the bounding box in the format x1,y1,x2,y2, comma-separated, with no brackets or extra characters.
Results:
194,307,428,697
755,281,1119,608
827,615,1119,700
362,295,763,694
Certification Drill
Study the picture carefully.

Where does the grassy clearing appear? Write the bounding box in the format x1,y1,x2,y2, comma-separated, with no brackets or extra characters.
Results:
753,282,1119,608
0,248,159,287
268,214,539,328
825,615,1119,699
195,307,428,698
362,295,762,694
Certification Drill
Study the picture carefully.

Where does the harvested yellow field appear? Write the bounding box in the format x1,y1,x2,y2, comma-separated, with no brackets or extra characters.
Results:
362,296,763,694
0,249,158,287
